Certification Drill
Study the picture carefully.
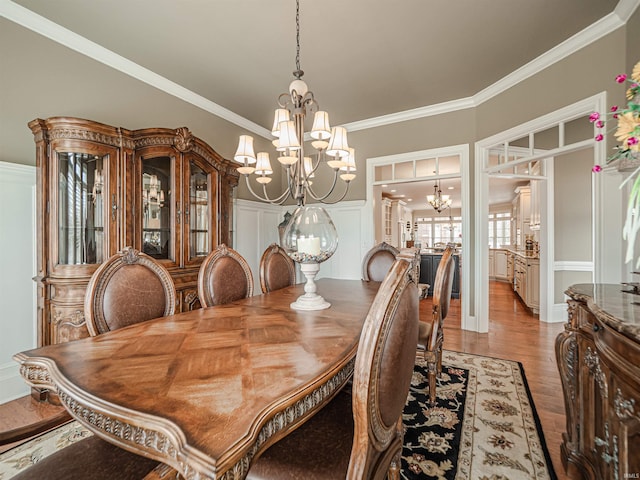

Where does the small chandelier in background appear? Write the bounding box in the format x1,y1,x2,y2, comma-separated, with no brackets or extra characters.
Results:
427,180,451,213
233,0,356,207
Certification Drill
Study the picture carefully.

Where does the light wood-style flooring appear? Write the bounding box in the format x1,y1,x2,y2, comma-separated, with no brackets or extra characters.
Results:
429,279,569,480
1,280,570,479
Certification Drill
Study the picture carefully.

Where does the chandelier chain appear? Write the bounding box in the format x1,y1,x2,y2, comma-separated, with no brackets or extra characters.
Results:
294,0,301,77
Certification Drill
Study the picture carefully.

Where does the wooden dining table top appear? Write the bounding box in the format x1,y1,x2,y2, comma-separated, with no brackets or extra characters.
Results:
14,278,380,480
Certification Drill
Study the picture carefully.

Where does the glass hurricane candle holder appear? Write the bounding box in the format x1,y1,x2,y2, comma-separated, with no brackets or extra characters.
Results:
281,205,338,310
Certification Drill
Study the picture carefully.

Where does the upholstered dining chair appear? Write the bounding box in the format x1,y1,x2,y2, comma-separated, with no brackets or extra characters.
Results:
246,258,419,480
7,246,180,479
259,243,296,293
361,241,400,281
84,246,176,336
417,246,456,404
197,244,254,307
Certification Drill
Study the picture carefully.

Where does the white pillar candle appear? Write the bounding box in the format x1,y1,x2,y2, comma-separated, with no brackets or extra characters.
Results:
297,236,321,255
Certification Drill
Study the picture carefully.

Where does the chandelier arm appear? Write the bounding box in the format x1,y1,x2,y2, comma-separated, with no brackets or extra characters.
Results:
243,175,291,205
304,169,343,203
314,180,352,205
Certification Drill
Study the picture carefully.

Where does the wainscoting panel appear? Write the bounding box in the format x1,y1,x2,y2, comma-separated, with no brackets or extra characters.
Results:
234,199,285,287
234,200,368,287
0,162,36,404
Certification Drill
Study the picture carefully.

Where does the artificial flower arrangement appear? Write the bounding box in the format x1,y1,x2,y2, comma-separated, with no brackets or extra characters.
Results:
590,61,640,266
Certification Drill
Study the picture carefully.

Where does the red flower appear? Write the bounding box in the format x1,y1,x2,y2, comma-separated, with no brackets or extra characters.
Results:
589,112,600,122
592,165,602,173
595,133,604,141
611,106,619,112
616,74,628,83
596,120,605,128
629,137,639,146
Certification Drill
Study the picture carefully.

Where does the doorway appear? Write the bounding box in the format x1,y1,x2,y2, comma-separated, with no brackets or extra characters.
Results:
475,93,609,331
365,144,471,329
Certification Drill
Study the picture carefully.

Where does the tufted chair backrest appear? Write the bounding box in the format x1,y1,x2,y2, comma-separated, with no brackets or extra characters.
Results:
349,258,419,478
361,241,400,282
259,243,296,294
197,244,254,307
84,246,176,336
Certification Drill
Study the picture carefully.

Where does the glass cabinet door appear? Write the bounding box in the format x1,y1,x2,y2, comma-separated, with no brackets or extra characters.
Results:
141,156,172,260
188,162,210,260
57,152,106,265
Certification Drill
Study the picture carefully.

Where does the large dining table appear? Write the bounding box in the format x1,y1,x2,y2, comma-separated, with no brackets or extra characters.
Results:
13,278,380,480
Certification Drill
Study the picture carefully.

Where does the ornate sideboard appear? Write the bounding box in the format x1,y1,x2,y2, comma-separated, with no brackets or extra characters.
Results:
557,284,640,479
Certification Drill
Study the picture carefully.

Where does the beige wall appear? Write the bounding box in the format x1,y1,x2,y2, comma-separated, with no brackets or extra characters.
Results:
554,149,594,262
0,18,243,165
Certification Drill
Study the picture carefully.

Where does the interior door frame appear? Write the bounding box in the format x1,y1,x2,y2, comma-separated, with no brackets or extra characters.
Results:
365,144,472,330
474,92,608,332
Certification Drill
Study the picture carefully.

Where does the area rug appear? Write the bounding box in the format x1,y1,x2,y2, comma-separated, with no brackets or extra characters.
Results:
403,350,557,480
0,350,556,480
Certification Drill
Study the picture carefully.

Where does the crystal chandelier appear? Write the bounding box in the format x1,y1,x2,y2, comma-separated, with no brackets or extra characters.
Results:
233,0,356,207
427,180,452,213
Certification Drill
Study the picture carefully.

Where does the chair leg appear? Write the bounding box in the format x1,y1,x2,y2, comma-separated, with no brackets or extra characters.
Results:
427,360,437,405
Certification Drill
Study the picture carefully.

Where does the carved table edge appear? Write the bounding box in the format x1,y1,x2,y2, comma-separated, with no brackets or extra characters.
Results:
13,354,356,480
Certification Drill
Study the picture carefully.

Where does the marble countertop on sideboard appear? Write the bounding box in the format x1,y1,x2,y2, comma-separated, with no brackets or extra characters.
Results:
565,283,640,342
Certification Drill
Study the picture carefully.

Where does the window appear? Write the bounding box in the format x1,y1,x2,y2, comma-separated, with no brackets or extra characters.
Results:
415,216,462,248
488,212,511,248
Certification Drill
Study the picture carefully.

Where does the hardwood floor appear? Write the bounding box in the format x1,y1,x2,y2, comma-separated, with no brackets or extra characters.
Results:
1,280,569,479
426,279,569,480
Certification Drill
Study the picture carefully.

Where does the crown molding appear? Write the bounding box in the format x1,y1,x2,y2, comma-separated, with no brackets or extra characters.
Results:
473,8,633,106
0,0,271,139
616,0,640,21
2,0,638,136
342,97,475,133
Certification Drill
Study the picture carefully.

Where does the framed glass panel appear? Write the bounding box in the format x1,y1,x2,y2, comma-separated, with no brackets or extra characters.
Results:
142,157,171,259
394,161,414,179
189,162,209,258
438,156,461,175
57,152,105,265
374,164,393,182
415,158,436,177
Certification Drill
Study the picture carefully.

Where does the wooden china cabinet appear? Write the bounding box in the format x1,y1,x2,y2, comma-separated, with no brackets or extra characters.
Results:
29,117,238,347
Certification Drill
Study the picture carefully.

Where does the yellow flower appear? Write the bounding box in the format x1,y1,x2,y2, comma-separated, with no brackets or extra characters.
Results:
615,112,640,148
632,61,640,82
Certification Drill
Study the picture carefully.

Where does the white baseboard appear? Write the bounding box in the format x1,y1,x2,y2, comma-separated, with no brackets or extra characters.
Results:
0,361,30,404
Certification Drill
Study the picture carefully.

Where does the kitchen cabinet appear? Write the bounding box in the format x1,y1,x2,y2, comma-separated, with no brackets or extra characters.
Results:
419,253,460,298
489,249,509,281
513,253,539,314
382,198,392,244
29,117,239,346
512,186,531,248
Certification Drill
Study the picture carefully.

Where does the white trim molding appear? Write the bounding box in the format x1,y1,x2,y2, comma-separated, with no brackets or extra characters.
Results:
474,93,607,333
554,261,594,272
3,0,638,134
366,144,473,330
0,161,36,404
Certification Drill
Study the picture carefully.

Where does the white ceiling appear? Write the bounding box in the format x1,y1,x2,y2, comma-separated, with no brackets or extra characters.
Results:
1,0,636,206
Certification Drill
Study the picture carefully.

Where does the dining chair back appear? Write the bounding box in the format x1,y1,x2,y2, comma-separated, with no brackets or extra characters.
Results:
9,246,178,478
246,258,419,479
84,246,176,336
197,244,254,307
259,243,296,293
418,246,455,404
361,241,400,281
